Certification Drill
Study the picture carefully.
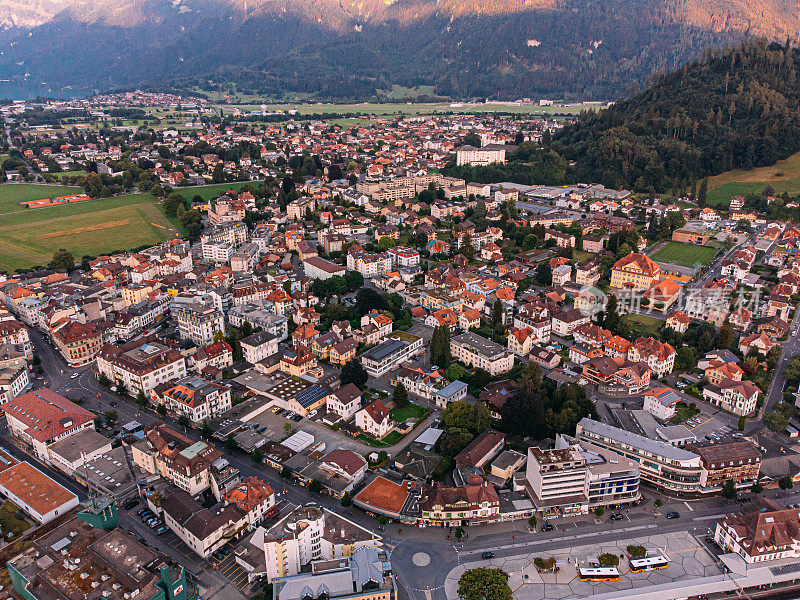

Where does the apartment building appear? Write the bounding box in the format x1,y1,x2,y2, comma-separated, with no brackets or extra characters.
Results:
240,331,279,364
451,332,514,376
161,376,232,424
97,337,187,396
688,440,761,494
361,332,424,377
131,424,235,497
455,145,508,166
627,337,676,377
51,320,105,367
702,378,760,416
236,505,381,583
174,302,226,346
162,490,247,558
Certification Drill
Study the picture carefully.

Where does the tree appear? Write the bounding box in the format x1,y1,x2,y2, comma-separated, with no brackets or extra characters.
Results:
444,364,466,381
341,492,353,507
751,481,763,494
98,373,111,387
654,498,663,507
528,515,537,529
779,475,794,490
226,435,238,452
738,415,746,431
492,300,504,335
178,415,190,428
212,162,225,183
594,506,604,517
457,568,512,600
393,382,409,409
280,466,292,478
355,288,387,315
340,360,368,389
157,404,167,417
430,325,451,367
377,514,388,525
598,553,620,567
201,421,213,439
698,178,708,207
251,448,263,463
627,545,647,559
454,526,464,540
716,320,735,350
534,262,552,286
49,249,75,271
163,192,186,217
377,236,396,251
721,480,737,499
461,234,476,260
136,390,148,407
104,410,118,424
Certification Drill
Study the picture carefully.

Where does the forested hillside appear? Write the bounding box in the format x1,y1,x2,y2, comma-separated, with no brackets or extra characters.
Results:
554,39,800,192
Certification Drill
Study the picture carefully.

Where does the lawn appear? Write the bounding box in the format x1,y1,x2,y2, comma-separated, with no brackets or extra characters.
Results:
706,151,800,207
0,193,179,273
389,403,430,423
651,242,718,267
356,431,403,447
0,183,84,214
0,501,31,538
620,313,664,337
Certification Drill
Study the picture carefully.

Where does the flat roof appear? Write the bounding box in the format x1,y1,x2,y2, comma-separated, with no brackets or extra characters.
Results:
578,418,700,463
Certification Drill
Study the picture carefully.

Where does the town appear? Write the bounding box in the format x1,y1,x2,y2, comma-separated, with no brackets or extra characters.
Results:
0,92,799,600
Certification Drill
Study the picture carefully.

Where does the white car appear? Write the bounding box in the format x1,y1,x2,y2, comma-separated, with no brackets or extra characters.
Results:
70,372,80,379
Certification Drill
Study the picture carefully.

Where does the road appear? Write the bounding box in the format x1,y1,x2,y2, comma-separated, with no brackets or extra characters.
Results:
759,305,800,419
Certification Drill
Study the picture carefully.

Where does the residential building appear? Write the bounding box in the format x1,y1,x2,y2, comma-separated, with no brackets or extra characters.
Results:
161,376,232,424
303,256,346,280
702,378,760,416
361,332,424,377
162,490,247,558
355,400,392,439
326,383,362,421
456,144,508,166
687,440,761,493
272,546,395,600
97,337,187,396
224,476,277,530
643,387,681,420
51,321,104,367
240,331,279,365
627,337,676,377
173,302,225,346
451,332,514,376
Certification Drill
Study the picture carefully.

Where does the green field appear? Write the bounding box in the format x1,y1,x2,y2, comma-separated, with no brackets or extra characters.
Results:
651,242,718,267
174,181,262,203
0,183,84,214
210,100,601,118
706,151,800,207
620,313,664,337
0,192,179,273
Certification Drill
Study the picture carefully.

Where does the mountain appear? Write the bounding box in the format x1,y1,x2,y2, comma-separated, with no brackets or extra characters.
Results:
0,0,797,100
553,38,800,192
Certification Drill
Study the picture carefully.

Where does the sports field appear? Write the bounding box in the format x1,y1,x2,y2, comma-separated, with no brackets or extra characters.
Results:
0,192,179,273
706,151,800,207
651,242,718,267
0,183,85,214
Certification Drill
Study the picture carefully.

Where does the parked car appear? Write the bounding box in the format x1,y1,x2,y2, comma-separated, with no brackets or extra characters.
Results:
308,410,318,418
137,508,150,516
123,498,139,510
292,415,302,422
666,512,680,519
610,513,624,521
156,526,168,535
541,523,554,531
481,552,495,559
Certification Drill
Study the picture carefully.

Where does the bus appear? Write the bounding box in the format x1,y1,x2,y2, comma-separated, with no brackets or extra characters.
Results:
629,556,669,573
578,567,620,581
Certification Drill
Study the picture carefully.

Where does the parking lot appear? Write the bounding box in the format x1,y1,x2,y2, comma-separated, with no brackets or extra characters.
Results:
216,553,251,591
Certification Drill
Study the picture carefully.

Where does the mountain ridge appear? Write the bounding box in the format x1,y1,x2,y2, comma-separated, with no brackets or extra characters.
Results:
0,0,797,100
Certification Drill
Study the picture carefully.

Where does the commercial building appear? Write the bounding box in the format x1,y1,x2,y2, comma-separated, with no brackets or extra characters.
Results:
0,461,80,523
162,490,247,558
451,332,514,376
688,440,762,493
1,389,95,464
714,498,800,563
51,320,104,367
576,418,702,497
303,256,346,280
